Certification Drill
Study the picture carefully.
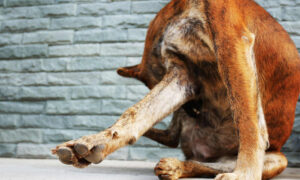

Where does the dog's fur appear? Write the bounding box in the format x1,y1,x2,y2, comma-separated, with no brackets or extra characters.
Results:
53,0,300,179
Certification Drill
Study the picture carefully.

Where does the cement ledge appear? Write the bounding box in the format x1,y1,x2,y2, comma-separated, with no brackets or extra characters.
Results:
0,158,299,180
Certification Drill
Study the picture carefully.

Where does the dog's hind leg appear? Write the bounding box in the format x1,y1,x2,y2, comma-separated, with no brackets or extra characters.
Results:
52,65,196,167
143,108,185,148
154,152,287,180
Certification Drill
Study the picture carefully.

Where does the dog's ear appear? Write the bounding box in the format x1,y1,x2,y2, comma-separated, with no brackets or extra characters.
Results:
117,65,140,78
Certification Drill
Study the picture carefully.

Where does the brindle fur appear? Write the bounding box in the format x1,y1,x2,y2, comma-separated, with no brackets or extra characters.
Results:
53,0,300,179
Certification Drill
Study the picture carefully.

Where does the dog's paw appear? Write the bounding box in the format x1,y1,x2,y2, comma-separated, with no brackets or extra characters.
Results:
214,173,238,180
154,158,183,180
52,134,109,168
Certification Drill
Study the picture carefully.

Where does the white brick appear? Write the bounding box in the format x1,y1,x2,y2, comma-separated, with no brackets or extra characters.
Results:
24,30,73,44
49,44,100,57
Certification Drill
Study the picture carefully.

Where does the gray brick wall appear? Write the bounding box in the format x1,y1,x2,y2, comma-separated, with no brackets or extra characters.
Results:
0,0,299,166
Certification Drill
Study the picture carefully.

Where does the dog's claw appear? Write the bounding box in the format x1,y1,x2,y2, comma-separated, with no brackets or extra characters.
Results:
74,143,89,157
83,145,105,164
56,147,74,165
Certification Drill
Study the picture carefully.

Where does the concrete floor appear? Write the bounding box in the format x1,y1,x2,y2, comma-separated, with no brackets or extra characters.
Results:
0,158,299,180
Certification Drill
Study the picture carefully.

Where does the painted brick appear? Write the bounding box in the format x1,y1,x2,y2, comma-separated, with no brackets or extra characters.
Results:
283,7,300,21
19,87,68,100
51,17,102,30
0,102,44,114
23,30,73,44
0,115,21,128
47,72,102,86
128,29,147,41
49,44,100,57
74,29,127,43
281,21,300,35
70,85,127,99
129,147,184,161
0,87,20,100
0,129,42,143
101,99,134,115
43,129,97,143
0,33,22,46
101,43,144,56
0,73,48,86
131,1,167,14
66,57,127,71
100,71,141,85
0,45,48,59
5,0,55,7
46,100,102,115
77,2,130,16
0,144,16,157
16,143,55,158
0,18,50,32
102,15,155,28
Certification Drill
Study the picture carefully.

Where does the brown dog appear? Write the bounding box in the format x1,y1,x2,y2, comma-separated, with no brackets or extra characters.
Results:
52,0,300,179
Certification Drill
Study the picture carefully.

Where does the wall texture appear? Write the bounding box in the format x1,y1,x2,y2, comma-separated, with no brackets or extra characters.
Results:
0,0,299,166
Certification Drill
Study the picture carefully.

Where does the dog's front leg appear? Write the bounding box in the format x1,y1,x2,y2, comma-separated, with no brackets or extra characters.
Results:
52,65,195,167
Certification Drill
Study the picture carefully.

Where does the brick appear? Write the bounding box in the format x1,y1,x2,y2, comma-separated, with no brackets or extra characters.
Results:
49,44,100,57
22,115,117,130
0,102,44,114
282,133,300,152
285,152,300,167
134,136,160,147
23,30,73,45
0,33,22,46
126,85,149,100
100,71,141,85
281,21,300,35
67,57,127,71
128,29,147,41
129,147,184,161
0,144,16,157
0,73,48,86
126,57,142,66
47,72,101,86
0,45,48,59
19,87,68,100
0,18,49,32
0,87,20,100
266,7,282,20
283,7,300,21
131,1,167,14
101,43,144,56
0,115,21,128
40,4,76,17
291,36,300,48
43,129,97,143
102,15,154,28
21,115,67,129
68,115,117,130
0,129,42,143
51,17,102,30
5,0,55,7
2,6,41,19
74,29,127,43
16,143,55,158
0,59,68,72
46,100,102,115
70,85,127,99
101,99,134,115
3,4,76,19
106,147,129,160
77,2,130,16
255,0,280,8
